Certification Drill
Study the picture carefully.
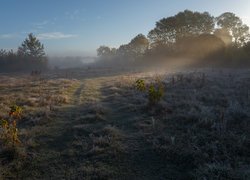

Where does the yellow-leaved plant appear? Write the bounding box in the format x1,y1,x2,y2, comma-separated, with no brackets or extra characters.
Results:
0,105,22,147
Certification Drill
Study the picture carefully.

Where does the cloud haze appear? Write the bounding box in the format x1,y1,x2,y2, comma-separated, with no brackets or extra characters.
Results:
0,34,18,39
37,32,78,40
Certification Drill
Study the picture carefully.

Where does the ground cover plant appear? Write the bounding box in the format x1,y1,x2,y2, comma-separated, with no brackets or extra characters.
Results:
0,68,249,179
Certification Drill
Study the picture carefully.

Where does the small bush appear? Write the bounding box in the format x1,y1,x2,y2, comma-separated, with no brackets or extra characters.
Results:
135,78,165,106
148,82,164,105
0,119,20,146
9,105,22,119
135,79,146,92
0,105,22,147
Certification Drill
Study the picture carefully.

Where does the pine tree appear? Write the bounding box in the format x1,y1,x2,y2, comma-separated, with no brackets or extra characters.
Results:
18,33,46,58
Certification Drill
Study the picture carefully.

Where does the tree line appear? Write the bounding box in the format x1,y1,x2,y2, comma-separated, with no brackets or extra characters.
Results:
0,33,48,72
97,10,250,67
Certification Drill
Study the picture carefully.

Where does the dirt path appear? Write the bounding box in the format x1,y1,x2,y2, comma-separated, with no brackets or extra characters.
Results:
21,77,118,178
4,69,250,179
17,75,157,179
73,82,85,105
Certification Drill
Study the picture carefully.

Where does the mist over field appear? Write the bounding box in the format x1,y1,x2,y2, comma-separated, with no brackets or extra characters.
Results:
1,1,250,179
48,56,96,69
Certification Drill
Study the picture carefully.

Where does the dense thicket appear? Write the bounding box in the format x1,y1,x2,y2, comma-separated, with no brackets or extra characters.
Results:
0,33,48,72
97,10,250,67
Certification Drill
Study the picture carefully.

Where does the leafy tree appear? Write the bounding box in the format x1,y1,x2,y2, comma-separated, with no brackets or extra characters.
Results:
116,44,131,57
148,10,214,46
216,12,250,46
148,16,179,47
94,10,250,67
115,34,149,59
177,34,225,60
18,33,46,58
244,41,250,55
129,34,149,58
97,37,148,61
97,46,116,58
214,28,233,46
97,46,110,57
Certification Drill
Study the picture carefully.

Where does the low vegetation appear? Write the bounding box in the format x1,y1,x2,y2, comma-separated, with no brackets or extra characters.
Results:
0,9,249,180
0,68,250,179
135,78,164,106
135,79,146,92
0,105,22,147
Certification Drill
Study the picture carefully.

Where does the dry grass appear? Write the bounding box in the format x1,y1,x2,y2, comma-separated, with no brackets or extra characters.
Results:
0,68,250,179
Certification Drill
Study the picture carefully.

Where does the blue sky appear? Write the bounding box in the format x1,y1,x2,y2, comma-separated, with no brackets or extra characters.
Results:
0,0,250,56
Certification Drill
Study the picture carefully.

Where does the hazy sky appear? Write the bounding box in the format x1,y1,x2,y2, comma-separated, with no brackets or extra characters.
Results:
0,0,250,56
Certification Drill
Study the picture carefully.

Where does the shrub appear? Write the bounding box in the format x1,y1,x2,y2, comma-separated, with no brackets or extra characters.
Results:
135,78,165,106
0,119,20,147
9,105,22,119
0,105,22,147
148,83,164,105
135,79,146,92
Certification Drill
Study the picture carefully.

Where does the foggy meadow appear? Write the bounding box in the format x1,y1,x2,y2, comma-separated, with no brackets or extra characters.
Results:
1,4,250,180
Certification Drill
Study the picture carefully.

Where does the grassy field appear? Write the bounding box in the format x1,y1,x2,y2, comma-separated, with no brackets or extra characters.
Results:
0,67,250,179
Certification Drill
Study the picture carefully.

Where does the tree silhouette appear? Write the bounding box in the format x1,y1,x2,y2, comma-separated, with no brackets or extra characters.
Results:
18,33,46,58
95,10,250,67
148,10,214,46
216,12,249,46
97,46,116,58
129,34,149,58
214,28,233,46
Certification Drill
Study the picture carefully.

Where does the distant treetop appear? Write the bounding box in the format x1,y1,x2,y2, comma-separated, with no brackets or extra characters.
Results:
18,33,46,58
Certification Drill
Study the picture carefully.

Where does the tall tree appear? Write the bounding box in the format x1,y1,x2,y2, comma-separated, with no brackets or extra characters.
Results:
216,12,249,46
116,44,132,58
129,34,149,58
18,33,46,58
214,28,233,46
148,10,214,47
97,46,116,58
